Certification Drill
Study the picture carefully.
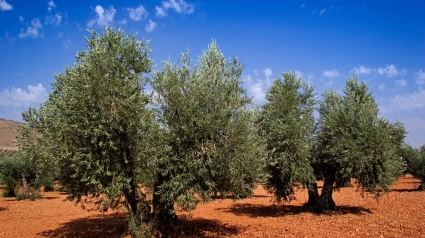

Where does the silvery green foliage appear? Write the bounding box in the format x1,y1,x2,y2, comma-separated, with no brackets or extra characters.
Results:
259,72,316,202
20,28,154,210
315,76,406,196
408,145,425,188
152,41,262,212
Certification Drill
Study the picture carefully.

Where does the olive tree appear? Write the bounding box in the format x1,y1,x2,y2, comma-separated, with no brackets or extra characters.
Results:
259,72,316,202
19,28,155,235
310,76,406,211
151,41,263,236
408,144,425,189
261,75,406,212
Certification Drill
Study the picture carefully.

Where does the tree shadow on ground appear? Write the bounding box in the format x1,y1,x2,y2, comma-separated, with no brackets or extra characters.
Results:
37,212,242,238
0,207,7,211
391,188,423,193
42,196,60,200
181,217,242,237
37,213,127,238
218,203,372,218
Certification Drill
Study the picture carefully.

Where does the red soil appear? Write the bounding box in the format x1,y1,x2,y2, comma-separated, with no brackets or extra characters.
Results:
1,175,424,238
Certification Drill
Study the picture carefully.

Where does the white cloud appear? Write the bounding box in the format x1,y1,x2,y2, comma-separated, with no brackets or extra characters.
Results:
263,68,272,81
47,0,56,12
379,83,385,91
395,79,407,87
45,13,62,26
76,23,82,32
127,5,148,21
320,8,326,15
0,84,48,107
415,69,425,84
392,87,425,110
326,79,333,87
58,32,62,38
244,68,275,103
0,0,12,11
300,4,305,8
156,6,167,17
19,16,24,23
155,0,195,17
377,64,398,77
63,38,72,48
19,18,43,38
351,65,372,75
87,5,116,28
145,19,157,33
294,70,303,79
0,32,14,44
323,69,340,78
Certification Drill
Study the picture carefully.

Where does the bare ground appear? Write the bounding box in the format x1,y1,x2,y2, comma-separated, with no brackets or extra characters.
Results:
1,175,424,238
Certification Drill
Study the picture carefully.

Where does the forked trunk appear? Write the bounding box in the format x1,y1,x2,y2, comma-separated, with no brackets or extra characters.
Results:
151,173,182,238
319,175,336,210
305,182,320,210
21,173,30,199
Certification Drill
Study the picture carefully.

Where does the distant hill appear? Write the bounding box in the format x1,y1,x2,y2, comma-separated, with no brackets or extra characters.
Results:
0,118,22,152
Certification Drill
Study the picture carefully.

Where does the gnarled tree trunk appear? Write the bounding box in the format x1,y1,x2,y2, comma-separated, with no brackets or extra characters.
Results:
150,173,181,238
21,173,30,199
305,182,320,210
318,175,336,211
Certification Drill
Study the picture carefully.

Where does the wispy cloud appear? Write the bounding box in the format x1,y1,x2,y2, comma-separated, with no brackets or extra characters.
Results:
155,6,167,17
47,0,56,12
0,84,48,107
320,8,326,15
63,38,73,48
244,68,275,103
263,68,272,81
323,69,340,78
126,5,148,21
118,19,127,25
155,0,195,17
391,87,425,110
415,69,425,84
351,65,372,75
300,4,305,8
0,0,13,11
379,83,385,91
19,16,24,23
87,5,116,28
19,18,43,38
145,19,157,33
395,79,407,87
377,64,398,77
45,13,62,26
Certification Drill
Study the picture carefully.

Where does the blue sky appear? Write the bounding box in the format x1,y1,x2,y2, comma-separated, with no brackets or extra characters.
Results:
0,0,424,147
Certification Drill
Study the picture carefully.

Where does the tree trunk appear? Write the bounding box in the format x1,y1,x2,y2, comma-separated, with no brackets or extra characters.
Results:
151,173,181,238
122,145,151,236
319,175,336,211
124,180,150,223
21,173,30,199
305,182,320,211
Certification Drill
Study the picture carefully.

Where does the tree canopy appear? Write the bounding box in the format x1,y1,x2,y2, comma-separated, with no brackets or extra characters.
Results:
259,72,316,202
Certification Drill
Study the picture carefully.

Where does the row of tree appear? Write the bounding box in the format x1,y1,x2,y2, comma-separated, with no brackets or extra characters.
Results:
1,28,424,237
